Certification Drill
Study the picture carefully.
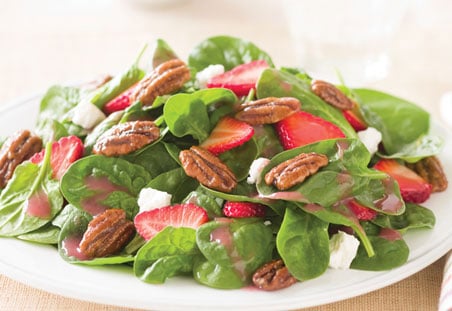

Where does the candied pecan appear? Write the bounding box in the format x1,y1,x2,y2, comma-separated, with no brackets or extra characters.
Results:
265,152,329,190
252,259,297,291
235,97,301,125
0,130,42,188
407,156,448,192
311,80,354,110
130,58,191,106
93,120,160,156
79,208,135,259
179,146,237,193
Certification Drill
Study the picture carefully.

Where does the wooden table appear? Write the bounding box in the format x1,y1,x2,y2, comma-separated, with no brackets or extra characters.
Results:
0,1,450,310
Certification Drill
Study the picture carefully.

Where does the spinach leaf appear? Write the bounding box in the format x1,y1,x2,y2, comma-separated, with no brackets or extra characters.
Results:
134,227,199,284
17,223,60,244
219,138,258,181
351,235,409,271
194,218,273,289
84,111,123,155
354,88,441,159
0,144,63,236
377,135,443,163
256,68,356,138
151,39,178,69
183,187,223,218
60,155,151,217
188,35,274,73
253,125,283,158
277,206,329,280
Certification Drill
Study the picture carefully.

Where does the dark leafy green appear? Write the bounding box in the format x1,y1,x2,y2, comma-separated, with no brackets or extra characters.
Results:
151,39,178,69
17,223,60,244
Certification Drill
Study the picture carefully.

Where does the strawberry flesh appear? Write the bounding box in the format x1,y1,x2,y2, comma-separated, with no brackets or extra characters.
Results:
30,135,84,180
200,116,254,155
206,60,269,96
134,203,209,240
342,109,367,132
275,111,346,149
103,86,136,115
346,199,378,220
373,159,432,203
223,201,266,218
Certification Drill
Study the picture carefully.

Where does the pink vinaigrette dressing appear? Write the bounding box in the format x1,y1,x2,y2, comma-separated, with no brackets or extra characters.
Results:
81,175,127,216
26,189,52,218
61,235,89,261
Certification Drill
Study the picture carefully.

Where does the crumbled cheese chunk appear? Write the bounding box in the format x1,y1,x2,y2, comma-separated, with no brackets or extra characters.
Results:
196,64,225,88
247,157,270,184
137,187,172,213
72,99,106,130
358,127,382,155
329,231,360,269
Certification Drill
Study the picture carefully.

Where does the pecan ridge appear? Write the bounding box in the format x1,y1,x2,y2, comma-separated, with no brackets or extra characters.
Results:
179,146,237,193
407,156,448,192
265,152,329,190
79,208,135,259
131,58,191,106
252,259,297,291
311,80,354,110
235,97,301,125
0,130,42,188
93,120,160,156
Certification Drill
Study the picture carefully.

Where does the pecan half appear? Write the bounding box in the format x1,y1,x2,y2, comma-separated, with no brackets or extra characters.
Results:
407,156,448,192
179,146,237,193
265,152,329,190
0,130,42,188
93,120,160,156
311,80,354,110
235,97,301,125
252,259,297,291
130,58,191,106
79,208,135,259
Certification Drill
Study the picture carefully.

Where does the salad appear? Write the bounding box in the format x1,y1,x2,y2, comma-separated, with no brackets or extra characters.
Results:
0,35,448,291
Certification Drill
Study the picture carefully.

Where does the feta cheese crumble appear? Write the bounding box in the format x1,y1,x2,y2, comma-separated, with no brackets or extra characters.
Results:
329,231,360,269
358,127,382,155
196,64,225,88
137,187,172,213
247,157,270,184
72,99,106,130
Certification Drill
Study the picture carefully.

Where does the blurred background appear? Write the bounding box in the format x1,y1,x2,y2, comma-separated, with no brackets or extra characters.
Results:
0,0,451,118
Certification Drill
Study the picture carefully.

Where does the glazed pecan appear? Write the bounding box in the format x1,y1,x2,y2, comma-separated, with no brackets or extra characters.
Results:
265,152,329,190
93,120,160,156
407,156,448,192
79,208,135,259
235,97,301,125
252,259,297,291
0,130,42,188
179,146,237,193
130,58,190,106
311,80,354,110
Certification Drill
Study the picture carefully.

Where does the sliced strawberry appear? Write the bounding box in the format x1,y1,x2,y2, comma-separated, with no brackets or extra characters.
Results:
206,60,269,96
275,111,346,150
342,109,367,132
134,203,208,240
200,116,254,155
373,159,432,203
30,135,84,180
346,199,378,220
223,201,266,218
102,85,136,115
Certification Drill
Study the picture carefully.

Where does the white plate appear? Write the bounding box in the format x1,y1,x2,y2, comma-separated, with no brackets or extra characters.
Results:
0,94,451,310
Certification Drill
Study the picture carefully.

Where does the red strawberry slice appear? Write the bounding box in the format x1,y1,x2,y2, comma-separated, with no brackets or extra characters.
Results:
275,111,346,150
373,159,432,203
134,203,208,240
200,116,254,155
346,199,378,220
103,85,136,115
342,109,367,132
206,60,269,96
223,201,266,218
30,135,84,180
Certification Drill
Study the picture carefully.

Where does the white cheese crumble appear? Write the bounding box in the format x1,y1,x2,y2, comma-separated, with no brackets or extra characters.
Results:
72,99,106,130
357,127,382,155
247,157,270,184
137,187,172,213
329,231,360,269
196,64,225,88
